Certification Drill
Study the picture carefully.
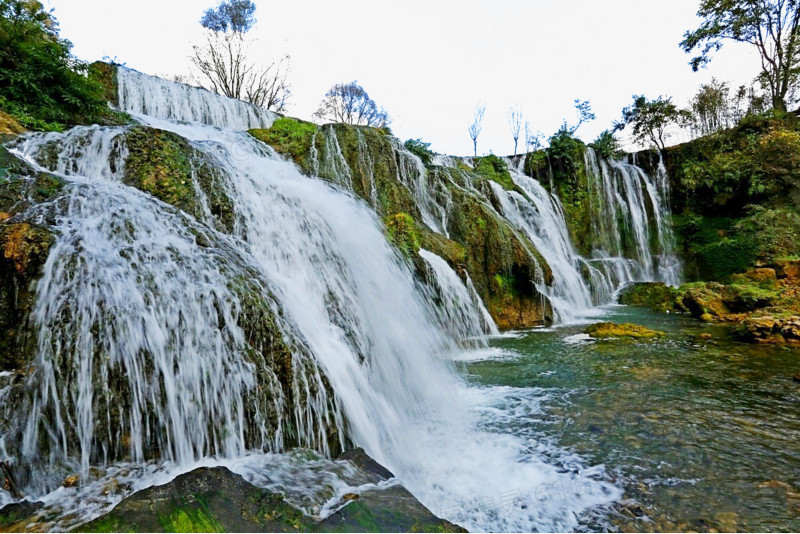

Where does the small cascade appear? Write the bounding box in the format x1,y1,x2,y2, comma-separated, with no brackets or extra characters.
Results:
117,67,276,130
489,175,596,322
389,138,452,236
583,148,681,287
419,248,499,339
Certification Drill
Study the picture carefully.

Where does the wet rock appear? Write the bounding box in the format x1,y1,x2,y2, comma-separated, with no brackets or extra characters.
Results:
317,485,465,533
62,475,80,488
79,450,462,533
0,500,44,530
792,374,800,383
585,322,665,340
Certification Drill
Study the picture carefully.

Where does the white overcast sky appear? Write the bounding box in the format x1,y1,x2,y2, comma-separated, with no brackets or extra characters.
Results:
46,0,761,156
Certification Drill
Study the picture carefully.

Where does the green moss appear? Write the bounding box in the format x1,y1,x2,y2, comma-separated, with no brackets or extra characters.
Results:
585,322,665,339
474,154,514,190
88,61,118,105
618,282,684,313
124,127,196,212
249,117,318,173
159,505,222,533
385,212,421,257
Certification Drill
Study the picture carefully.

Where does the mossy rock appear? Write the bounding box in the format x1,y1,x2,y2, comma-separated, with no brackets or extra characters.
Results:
88,62,119,106
384,212,420,258
124,127,235,232
249,117,318,173
0,110,25,137
78,452,462,534
473,154,515,191
618,282,685,313
585,322,665,339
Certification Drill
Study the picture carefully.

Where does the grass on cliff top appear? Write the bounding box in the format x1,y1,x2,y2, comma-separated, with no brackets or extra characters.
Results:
249,117,318,172
474,154,515,190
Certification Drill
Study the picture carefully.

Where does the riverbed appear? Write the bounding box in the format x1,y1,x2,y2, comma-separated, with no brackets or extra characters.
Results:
465,306,800,532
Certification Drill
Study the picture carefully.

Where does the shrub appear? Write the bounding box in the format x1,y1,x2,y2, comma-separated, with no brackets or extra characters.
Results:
0,0,106,130
474,154,514,190
403,138,435,165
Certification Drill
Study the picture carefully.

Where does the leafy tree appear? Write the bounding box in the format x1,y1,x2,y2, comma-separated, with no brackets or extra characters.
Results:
681,0,800,112
468,103,485,157
0,0,105,130
191,0,291,111
589,130,621,159
562,99,595,135
200,0,255,33
314,81,390,127
616,95,691,150
404,138,435,165
508,106,522,155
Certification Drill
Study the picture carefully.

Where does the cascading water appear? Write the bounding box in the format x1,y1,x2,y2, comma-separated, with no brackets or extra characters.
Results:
418,248,499,339
0,67,621,532
583,148,681,288
488,151,681,322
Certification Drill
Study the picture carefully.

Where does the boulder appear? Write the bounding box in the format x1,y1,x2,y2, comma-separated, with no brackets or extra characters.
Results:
76,450,464,533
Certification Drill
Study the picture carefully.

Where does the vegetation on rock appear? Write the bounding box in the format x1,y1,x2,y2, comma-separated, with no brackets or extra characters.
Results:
249,117,318,173
585,322,665,339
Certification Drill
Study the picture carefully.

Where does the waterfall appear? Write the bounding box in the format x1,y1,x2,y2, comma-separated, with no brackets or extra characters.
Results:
419,248,499,339
583,148,681,287
0,67,620,532
488,150,681,321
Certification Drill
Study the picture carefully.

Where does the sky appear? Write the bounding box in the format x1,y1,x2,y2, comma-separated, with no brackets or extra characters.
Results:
45,0,762,156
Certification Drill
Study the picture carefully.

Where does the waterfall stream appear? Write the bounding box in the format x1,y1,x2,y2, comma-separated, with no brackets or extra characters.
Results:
0,67,623,532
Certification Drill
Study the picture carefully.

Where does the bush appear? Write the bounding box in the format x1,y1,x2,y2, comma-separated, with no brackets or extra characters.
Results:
589,130,620,160
403,138,435,165
474,154,514,190
0,0,106,130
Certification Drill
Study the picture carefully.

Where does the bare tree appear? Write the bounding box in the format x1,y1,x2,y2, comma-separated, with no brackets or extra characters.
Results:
468,103,486,157
190,0,291,112
508,106,523,156
314,81,390,127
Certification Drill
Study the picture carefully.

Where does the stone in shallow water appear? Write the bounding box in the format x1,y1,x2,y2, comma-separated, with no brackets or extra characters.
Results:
585,322,665,340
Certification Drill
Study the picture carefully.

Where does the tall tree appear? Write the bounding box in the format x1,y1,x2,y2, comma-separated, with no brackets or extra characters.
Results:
191,0,291,112
508,106,523,156
468,103,486,157
681,0,800,112
314,81,390,127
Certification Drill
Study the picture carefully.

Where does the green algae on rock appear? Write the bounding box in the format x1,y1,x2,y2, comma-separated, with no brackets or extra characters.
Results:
585,322,665,339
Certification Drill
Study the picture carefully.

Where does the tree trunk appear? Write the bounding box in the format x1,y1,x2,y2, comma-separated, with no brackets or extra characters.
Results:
772,94,788,113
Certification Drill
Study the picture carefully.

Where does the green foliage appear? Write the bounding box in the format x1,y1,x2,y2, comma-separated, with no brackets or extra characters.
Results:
680,0,800,111
0,0,106,130
618,95,691,150
670,114,800,212
547,127,584,171
249,117,318,172
403,138,435,165
474,154,514,190
384,212,421,257
589,130,620,159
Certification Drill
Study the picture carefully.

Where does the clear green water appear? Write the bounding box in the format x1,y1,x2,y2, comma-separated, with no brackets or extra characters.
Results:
465,306,800,532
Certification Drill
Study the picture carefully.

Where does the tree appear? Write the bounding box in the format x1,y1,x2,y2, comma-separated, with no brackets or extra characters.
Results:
691,77,731,134
616,95,691,151
569,99,596,134
681,0,800,112
191,0,291,112
508,106,523,155
0,0,105,129
468,103,486,157
314,81,390,127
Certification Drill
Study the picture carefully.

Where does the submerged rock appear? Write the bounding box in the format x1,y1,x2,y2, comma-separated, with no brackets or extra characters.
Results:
77,450,463,533
585,322,665,340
